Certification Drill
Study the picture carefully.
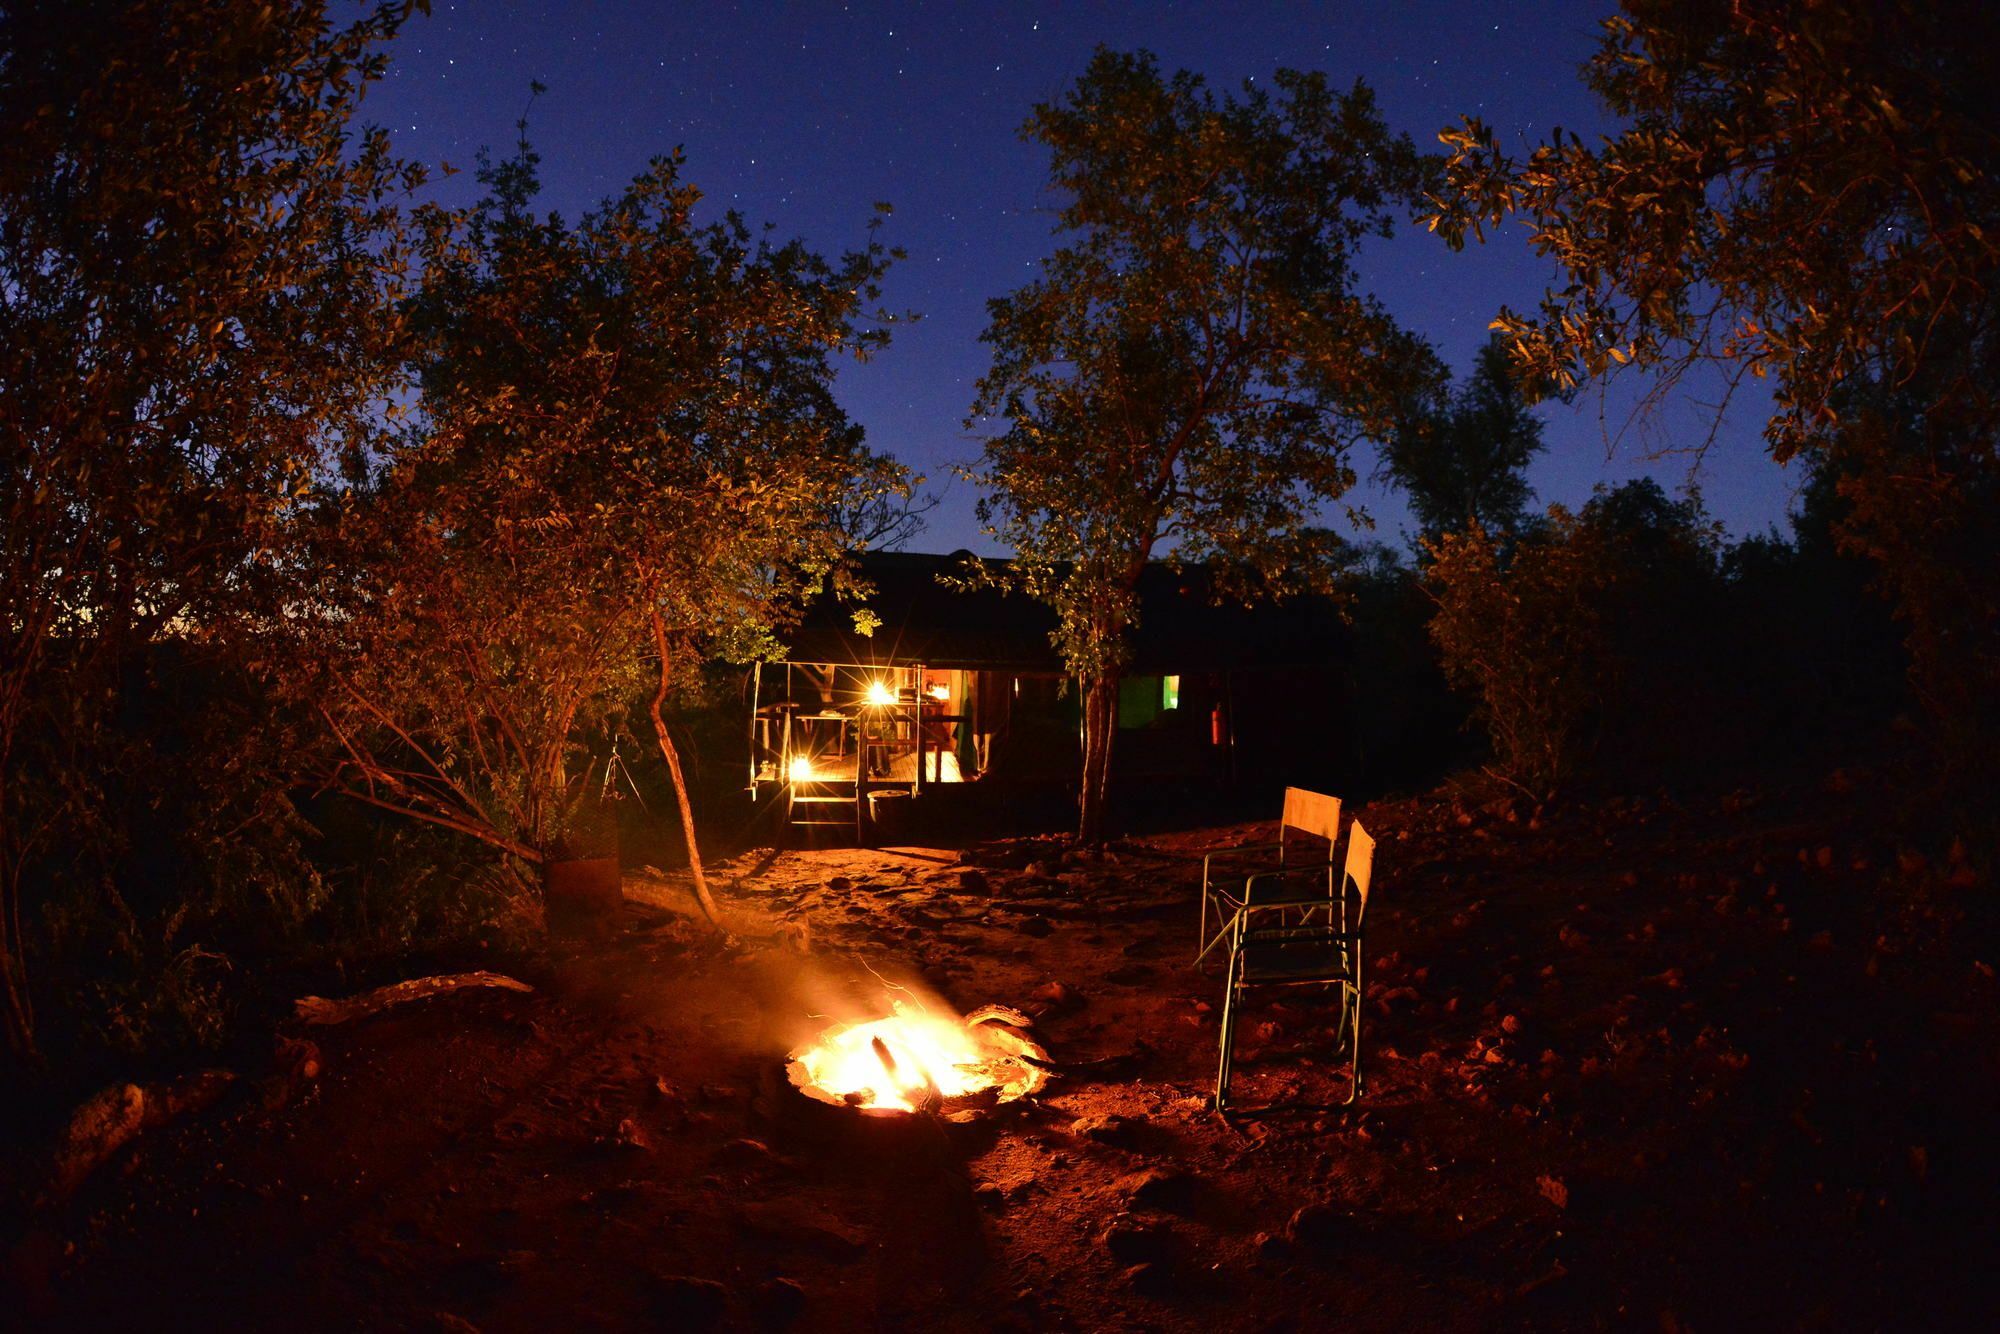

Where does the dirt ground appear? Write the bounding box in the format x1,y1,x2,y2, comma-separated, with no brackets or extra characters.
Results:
12,769,2000,1332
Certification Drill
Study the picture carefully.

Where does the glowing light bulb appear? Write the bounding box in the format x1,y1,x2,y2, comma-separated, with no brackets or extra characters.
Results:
865,680,896,707
788,756,817,783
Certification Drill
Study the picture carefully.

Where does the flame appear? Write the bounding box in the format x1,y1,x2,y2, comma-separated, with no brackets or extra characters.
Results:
926,682,949,702
792,1000,993,1113
864,679,897,707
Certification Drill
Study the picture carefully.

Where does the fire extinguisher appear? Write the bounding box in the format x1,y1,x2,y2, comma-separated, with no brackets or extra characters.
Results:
1210,701,1228,748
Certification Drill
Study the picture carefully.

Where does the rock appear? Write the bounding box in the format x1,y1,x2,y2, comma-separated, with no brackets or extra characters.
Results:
735,1209,869,1264
823,875,855,891
753,1278,806,1328
1018,916,1053,938
50,1082,146,1199
714,1138,783,1169
276,1035,322,1081
1100,1218,1176,1264
1120,1167,1200,1213
1067,1113,1141,1145
957,869,991,894
1124,1261,1176,1298
1286,1201,1358,1248
650,1274,729,1328
1032,980,1083,1009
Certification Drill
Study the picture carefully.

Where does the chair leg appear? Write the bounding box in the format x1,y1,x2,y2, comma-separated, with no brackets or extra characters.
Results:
1341,981,1363,1106
1214,958,1241,1110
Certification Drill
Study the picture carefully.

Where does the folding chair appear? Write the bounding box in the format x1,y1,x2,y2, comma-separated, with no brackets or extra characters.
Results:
1196,787,1341,966
1214,819,1375,1111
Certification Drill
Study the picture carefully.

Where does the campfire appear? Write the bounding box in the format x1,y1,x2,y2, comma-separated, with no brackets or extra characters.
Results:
786,1000,1049,1116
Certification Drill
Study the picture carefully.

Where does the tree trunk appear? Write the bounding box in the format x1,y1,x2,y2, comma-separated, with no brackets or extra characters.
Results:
1077,672,1119,849
648,608,721,929
0,747,37,1063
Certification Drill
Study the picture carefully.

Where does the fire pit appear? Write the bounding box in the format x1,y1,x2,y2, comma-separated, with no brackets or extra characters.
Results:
785,1001,1049,1120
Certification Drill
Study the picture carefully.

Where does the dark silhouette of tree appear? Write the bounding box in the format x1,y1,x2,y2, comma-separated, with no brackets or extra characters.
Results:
0,0,428,1063
967,49,1441,846
1430,0,2000,789
1382,335,1546,544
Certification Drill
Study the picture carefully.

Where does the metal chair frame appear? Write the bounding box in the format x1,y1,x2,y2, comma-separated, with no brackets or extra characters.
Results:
1215,819,1375,1111
1196,788,1342,967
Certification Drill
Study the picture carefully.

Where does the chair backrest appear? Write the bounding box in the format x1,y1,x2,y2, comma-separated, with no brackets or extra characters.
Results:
1280,787,1341,847
1344,820,1376,923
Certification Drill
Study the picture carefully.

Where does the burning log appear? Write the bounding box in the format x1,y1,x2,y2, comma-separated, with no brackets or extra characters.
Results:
785,998,1050,1120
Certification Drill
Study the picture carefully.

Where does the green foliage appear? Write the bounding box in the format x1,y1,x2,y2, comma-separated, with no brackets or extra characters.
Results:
1429,0,2000,782
0,0,427,1062
966,48,1442,841
1381,336,1546,544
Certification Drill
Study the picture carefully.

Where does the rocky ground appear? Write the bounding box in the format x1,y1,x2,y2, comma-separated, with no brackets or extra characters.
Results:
9,768,1999,1331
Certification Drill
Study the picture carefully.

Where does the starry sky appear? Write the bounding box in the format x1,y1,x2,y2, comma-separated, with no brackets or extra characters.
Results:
367,0,1798,556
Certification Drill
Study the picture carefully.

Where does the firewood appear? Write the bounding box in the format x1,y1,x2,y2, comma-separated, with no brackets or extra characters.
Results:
291,971,533,1026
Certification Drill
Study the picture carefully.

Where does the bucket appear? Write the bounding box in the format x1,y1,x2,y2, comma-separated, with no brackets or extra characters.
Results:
867,790,912,843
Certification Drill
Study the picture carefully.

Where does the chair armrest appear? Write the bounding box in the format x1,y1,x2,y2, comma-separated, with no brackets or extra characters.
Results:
1202,841,1287,884
1232,861,1341,905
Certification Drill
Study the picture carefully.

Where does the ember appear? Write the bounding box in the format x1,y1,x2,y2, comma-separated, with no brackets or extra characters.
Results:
787,1000,1048,1115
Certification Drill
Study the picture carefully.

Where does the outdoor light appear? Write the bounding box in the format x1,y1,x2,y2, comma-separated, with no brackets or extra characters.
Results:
865,680,896,707
788,756,819,783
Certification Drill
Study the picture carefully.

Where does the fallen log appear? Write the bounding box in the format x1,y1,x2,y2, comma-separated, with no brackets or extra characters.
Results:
45,1069,236,1203
292,971,533,1026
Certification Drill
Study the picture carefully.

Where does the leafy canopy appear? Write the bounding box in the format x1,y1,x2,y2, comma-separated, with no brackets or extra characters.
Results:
0,0,429,1060
1427,0,2000,779
1430,0,2000,467
312,141,903,869
968,48,1443,678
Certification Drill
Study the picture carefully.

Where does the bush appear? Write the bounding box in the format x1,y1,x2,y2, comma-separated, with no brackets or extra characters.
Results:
1426,481,1718,801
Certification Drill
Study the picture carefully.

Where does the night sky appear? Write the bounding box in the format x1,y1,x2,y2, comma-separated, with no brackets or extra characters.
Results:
368,0,1796,556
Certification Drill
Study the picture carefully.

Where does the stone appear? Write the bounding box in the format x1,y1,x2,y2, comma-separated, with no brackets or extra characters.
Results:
1285,1201,1357,1248
1032,980,1083,1009
1101,1218,1176,1264
1124,1261,1176,1298
650,1274,728,1328
1068,1113,1142,1146
1120,1167,1200,1213
957,869,990,894
753,1278,806,1328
